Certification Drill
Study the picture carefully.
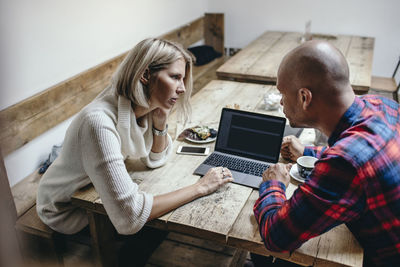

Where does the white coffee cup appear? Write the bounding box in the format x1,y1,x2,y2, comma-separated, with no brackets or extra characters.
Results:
296,156,318,179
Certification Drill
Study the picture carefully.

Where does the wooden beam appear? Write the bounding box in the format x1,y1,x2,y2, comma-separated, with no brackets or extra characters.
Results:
0,151,23,267
160,16,204,48
204,13,225,54
0,54,123,157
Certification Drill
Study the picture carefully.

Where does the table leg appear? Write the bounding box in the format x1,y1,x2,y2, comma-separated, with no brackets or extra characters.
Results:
87,211,117,267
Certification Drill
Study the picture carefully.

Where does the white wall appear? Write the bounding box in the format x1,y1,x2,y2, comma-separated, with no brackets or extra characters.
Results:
0,0,208,186
208,0,400,76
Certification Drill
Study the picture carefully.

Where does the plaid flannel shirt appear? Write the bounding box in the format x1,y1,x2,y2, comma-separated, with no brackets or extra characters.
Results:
254,95,400,266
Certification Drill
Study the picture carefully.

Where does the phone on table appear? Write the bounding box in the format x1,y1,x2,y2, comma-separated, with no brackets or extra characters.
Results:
176,146,210,156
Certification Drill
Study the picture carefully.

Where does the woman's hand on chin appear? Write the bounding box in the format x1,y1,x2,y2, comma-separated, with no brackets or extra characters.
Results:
152,107,170,130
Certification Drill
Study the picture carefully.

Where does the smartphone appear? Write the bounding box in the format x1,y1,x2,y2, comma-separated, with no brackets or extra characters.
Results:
176,146,210,156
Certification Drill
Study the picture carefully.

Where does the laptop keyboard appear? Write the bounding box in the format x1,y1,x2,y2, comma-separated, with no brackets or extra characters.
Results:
204,153,270,177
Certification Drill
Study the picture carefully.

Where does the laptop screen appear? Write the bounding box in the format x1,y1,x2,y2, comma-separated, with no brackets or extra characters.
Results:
215,108,286,163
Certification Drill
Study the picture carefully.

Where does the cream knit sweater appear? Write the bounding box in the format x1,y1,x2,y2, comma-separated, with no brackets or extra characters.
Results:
36,87,172,235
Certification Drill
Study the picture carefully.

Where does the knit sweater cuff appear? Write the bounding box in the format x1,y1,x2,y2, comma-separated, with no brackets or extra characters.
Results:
144,134,173,168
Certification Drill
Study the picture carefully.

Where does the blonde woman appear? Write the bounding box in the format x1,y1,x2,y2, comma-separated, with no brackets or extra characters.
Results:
37,38,233,236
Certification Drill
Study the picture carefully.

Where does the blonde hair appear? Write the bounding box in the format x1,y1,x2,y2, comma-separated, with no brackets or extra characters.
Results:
113,38,193,123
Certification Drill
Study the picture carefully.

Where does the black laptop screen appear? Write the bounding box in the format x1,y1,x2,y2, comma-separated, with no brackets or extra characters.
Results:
215,108,286,163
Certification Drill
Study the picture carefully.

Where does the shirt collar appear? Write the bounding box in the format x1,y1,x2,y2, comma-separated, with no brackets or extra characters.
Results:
328,96,364,146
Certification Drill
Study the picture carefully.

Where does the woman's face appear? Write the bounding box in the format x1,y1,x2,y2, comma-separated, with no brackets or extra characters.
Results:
149,58,186,110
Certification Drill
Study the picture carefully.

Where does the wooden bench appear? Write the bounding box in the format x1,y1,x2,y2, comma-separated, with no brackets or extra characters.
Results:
0,13,225,266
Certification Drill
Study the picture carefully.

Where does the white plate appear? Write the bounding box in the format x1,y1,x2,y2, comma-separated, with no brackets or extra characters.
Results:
185,136,216,144
290,163,305,183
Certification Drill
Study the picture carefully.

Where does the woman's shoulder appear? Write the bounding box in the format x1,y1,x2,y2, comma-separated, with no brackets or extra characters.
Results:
80,94,118,122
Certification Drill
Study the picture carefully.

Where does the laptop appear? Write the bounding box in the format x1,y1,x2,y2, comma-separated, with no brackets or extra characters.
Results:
194,108,286,188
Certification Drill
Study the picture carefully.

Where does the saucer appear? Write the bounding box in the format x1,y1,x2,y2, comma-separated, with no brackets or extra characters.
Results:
290,164,305,183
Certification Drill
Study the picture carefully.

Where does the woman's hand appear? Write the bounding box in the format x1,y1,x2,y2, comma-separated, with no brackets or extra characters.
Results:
149,167,234,221
196,167,234,196
152,107,170,130
280,135,305,162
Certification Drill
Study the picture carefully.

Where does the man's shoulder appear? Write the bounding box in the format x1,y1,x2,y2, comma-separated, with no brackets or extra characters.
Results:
327,118,397,169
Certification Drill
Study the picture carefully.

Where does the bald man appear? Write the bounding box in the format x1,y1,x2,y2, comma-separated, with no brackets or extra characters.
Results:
253,40,400,266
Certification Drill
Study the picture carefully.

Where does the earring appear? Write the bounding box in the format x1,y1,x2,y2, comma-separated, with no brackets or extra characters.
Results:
140,69,150,85
140,76,148,85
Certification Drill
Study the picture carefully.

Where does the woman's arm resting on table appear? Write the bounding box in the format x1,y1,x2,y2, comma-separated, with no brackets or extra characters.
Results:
148,167,234,221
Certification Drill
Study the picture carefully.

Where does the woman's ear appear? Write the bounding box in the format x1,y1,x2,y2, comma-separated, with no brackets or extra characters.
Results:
298,88,312,110
140,69,150,85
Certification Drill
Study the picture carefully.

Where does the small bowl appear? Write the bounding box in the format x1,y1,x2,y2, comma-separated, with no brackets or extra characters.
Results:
296,156,318,179
263,93,281,110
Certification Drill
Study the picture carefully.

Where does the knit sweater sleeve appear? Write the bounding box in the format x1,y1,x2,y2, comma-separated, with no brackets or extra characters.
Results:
79,113,153,235
141,133,173,169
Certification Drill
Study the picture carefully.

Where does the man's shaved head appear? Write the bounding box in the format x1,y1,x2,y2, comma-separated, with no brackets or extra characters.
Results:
276,40,355,135
278,40,351,98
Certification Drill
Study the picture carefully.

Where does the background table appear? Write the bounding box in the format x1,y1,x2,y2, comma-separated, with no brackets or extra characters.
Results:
72,80,364,267
217,31,374,94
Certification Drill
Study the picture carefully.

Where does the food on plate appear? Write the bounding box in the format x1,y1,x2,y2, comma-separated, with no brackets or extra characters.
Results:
178,125,217,141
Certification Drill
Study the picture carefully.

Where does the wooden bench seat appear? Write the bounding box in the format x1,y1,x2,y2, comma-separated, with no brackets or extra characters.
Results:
369,56,400,102
16,204,53,238
1,13,225,266
192,56,228,95
370,76,399,101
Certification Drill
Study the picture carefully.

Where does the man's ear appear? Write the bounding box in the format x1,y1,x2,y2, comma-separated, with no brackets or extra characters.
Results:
140,69,150,85
298,88,312,110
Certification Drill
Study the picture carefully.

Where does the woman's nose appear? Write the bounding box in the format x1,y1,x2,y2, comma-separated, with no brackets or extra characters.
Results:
177,81,185,94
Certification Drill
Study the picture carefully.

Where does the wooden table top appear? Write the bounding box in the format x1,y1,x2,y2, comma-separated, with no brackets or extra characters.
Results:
72,80,363,267
217,31,374,94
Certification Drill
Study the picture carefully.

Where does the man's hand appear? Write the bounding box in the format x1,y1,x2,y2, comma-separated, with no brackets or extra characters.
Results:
262,163,292,187
281,135,305,162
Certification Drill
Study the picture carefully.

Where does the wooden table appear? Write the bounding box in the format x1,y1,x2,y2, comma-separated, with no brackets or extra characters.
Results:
72,80,363,267
217,31,374,93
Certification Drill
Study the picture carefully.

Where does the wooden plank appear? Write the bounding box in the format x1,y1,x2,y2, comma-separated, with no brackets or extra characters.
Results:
314,224,364,267
0,54,123,156
249,32,302,82
166,182,252,243
71,183,103,214
167,232,237,255
11,170,43,217
204,13,225,54
147,238,233,267
160,17,204,49
217,31,284,81
192,56,228,96
0,150,17,222
15,204,54,238
216,31,374,94
226,190,318,267
346,36,374,93
0,151,23,267
329,35,352,55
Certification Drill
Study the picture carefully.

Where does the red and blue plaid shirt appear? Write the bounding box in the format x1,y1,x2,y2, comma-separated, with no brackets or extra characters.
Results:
254,95,400,266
